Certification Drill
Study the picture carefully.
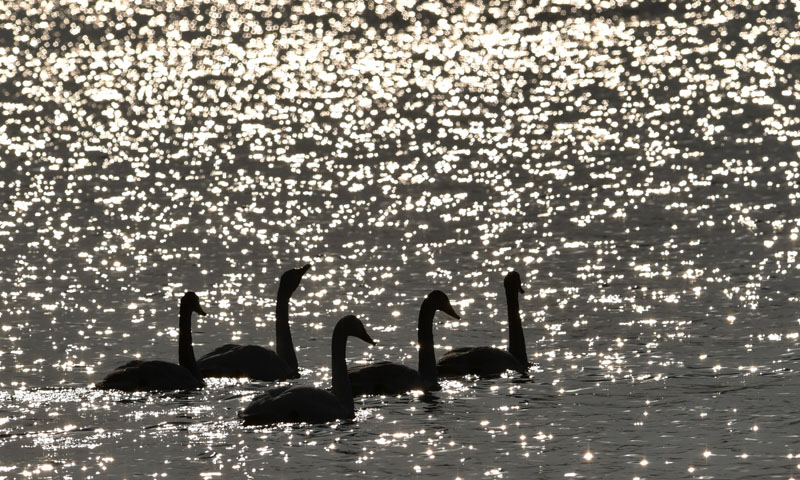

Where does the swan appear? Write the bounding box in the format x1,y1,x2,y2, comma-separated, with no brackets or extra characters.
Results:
436,271,529,377
348,290,460,395
197,264,310,381
97,292,206,391
239,315,374,425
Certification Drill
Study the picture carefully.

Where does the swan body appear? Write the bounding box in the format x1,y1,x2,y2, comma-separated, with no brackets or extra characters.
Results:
198,264,309,381
98,360,204,391
240,385,348,424
436,346,525,377
348,362,427,395
98,292,206,392
240,315,374,425
198,344,293,380
437,271,530,377
348,290,460,396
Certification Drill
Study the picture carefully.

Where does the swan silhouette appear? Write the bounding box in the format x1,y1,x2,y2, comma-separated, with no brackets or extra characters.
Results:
348,290,460,395
97,292,206,391
239,315,374,425
436,271,529,377
198,264,310,381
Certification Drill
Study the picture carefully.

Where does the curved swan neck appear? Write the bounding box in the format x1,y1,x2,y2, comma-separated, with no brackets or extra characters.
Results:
505,285,528,367
330,327,354,415
417,298,437,384
275,289,298,374
178,305,201,380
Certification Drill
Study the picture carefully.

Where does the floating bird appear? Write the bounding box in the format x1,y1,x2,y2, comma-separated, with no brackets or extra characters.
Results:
198,264,310,381
239,315,374,424
436,271,529,377
97,292,206,391
348,290,460,395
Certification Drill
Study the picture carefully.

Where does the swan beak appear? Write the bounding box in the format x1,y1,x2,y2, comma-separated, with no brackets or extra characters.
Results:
360,332,376,345
519,285,525,294
300,264,311,275
443,304,461,320
196,306,207,316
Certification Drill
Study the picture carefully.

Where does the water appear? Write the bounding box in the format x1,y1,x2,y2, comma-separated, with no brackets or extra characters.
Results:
1,0,800,477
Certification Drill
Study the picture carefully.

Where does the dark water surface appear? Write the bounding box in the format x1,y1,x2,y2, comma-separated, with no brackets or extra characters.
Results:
1,0,800,478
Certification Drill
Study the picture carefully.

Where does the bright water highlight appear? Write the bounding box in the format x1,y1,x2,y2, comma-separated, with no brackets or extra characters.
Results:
1,0,800,478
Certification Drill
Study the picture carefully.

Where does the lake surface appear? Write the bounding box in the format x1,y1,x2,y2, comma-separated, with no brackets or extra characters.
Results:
1,0,800,478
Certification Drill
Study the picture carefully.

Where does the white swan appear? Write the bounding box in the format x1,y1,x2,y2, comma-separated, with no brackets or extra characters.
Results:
437,271,529,376
239,315,374,424
348,290,460,395
97,292,206,391
198,264,309,381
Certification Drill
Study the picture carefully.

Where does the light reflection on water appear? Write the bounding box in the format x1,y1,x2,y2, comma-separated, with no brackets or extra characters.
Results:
1,0,800,477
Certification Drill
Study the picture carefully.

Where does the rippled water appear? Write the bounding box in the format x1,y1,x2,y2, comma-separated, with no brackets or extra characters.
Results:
2,0,800,477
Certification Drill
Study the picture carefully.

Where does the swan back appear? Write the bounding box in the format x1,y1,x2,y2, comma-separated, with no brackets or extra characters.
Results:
241,385,347,424
98,360,204,391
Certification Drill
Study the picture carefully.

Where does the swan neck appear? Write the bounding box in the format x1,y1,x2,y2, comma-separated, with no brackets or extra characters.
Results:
505,286,528,367
330,328,354,416
178,306,200,380
275,289,298,374
417,299,437,384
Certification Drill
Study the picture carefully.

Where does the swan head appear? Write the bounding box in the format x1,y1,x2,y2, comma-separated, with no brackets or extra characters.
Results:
181,291,207,315
278,264,311,296
425,290,460,320
504,271,524,294
337,315,375,345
